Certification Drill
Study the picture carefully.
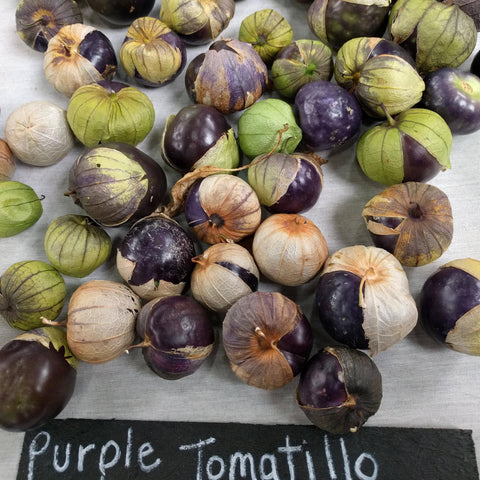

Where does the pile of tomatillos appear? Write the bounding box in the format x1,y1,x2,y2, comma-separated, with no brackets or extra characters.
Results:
1,0,480,437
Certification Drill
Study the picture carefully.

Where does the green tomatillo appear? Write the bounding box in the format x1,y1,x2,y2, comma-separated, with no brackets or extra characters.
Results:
388,0,477,75
237,98,302,158
44,214,112,278
67,79,155,147
0,260,66,331
356,107,452,186
0,181,43,237
239,9,293,65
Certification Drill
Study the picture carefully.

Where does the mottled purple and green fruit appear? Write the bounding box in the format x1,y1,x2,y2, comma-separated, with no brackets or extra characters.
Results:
67,142,167,227
185,38,268,115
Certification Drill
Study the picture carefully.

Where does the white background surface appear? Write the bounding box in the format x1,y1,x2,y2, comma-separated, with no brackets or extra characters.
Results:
1,0,480,477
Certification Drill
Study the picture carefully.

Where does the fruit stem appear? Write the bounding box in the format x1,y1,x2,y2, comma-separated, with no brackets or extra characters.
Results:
41,316,67,327
381,104,397,127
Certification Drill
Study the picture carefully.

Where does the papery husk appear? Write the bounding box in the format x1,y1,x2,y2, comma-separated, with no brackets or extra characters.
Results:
66,280,141,363
321,245,418,355
355,54,424,117
222,291,303,389
191,243,259,313
44,23,112,97
0,139,16,180
5,101,75,166
252,214,329,286
239,9,293,64
362,182,453,267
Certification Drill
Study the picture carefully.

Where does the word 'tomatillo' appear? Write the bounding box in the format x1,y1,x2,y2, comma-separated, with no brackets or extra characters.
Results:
25,428,378,480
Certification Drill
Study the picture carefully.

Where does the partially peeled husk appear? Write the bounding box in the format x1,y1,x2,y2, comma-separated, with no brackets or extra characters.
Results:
321,245,418,355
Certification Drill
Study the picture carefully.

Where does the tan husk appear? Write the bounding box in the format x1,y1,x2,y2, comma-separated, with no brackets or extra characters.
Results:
252,213,328,286
66,280,141,363
223,291,302,389
191,243,259,313
0,139,15,180
321,245,418,355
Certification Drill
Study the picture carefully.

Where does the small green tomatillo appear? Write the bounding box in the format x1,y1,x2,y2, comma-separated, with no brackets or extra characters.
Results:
0,260,66,331
44,214,112,278
237,98,302,158
239,9,293,65
0,181,43,237
66,80,155,147
356,107,452,186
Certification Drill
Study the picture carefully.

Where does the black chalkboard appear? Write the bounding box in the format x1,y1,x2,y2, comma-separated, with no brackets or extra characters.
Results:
17,418,479,480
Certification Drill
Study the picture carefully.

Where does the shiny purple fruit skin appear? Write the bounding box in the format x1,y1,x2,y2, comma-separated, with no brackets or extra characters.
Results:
86,0,155,26
277,311,314,376
294,80,362,151
0,340,76,431
142,296,215,379
268,158,323,214
184,180,209,228
119,216,195,287
315,271,369,349
79,30,117,77
162,104,231,172
420,266,480,343
422,68,480,135
297,349,347,408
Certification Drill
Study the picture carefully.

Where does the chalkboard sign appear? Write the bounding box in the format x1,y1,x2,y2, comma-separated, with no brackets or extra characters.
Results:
17,418,479,480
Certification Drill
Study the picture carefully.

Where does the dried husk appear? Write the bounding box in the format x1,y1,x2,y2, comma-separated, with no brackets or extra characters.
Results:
297,346,382,434
252,213,329,286
5,101,75,166
191,243,259,313
0,139,15,180
66,280,141,363
223,291,304,389
15,0,83,52
186,38,268,114
188,174,262,244
362,182,453,267
321,245,418,355
44,23,116,97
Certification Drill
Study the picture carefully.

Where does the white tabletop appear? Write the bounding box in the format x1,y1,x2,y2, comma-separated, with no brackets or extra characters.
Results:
1,0,480,478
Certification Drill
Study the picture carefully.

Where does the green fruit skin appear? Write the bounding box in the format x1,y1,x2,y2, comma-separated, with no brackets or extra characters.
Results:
0,260,66,330
44,215,112,277
0,181,43,237
237,98,302,158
